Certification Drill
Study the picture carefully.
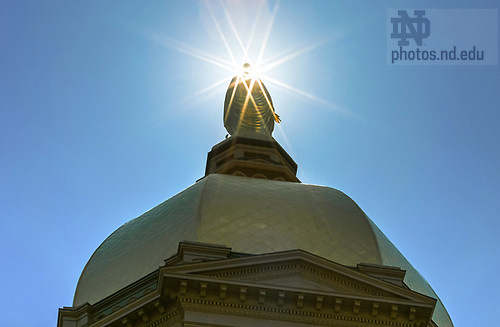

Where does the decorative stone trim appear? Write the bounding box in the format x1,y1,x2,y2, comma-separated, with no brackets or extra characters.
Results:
180,298,415,327
206,262,386,297
146,309,180,327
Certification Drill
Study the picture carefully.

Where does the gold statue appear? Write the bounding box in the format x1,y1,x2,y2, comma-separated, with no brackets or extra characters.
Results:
224,63,280,138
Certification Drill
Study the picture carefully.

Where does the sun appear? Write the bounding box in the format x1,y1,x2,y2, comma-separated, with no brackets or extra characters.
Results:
234,62,262,81
145,0,352,124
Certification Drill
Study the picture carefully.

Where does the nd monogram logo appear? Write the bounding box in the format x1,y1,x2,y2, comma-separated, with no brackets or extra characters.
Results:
391,10,430,46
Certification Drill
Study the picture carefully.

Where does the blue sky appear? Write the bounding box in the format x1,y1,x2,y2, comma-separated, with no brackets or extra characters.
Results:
1,1,499,326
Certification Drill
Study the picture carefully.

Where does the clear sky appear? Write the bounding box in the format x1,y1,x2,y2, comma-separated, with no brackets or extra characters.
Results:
1,1,499,326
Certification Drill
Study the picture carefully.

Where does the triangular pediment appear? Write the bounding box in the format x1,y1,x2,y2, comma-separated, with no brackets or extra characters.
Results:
185,259,392,298
160,244,434,306
64,243,437,327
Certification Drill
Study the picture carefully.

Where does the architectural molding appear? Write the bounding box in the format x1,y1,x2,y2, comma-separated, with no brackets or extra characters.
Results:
58,242,436,327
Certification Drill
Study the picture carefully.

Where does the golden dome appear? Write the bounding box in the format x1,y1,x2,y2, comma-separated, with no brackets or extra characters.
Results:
74,173,451,326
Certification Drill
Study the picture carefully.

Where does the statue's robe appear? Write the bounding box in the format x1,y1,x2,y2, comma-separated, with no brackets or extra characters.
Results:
224,76,276,137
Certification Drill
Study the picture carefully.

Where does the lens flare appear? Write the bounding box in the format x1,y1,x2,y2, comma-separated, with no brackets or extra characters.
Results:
142,0,353,130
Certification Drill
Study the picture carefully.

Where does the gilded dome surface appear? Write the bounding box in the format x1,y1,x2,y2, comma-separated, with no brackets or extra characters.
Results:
74,174,452,326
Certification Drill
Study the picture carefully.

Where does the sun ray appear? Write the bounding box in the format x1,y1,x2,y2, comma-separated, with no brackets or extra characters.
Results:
253,79,274,130
264,76,359,119
235,78,253,135
256,0,280,67
244,0,265,61
255,78,279,122
219,0,248,60
175,76,232,109
149,33,234,72
275,123,297,159
260,38,332,73
145,2,353,130
239,77,267,131
261,30,343,68
225,75,242,122
203,0,239,68
249,78,273,132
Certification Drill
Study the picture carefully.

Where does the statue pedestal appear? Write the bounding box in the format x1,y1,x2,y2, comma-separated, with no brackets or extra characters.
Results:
204,135,300,182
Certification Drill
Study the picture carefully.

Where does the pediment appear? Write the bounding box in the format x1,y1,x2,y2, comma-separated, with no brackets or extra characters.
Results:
190,261,390,298
160,244,434,306
74,243,436,327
